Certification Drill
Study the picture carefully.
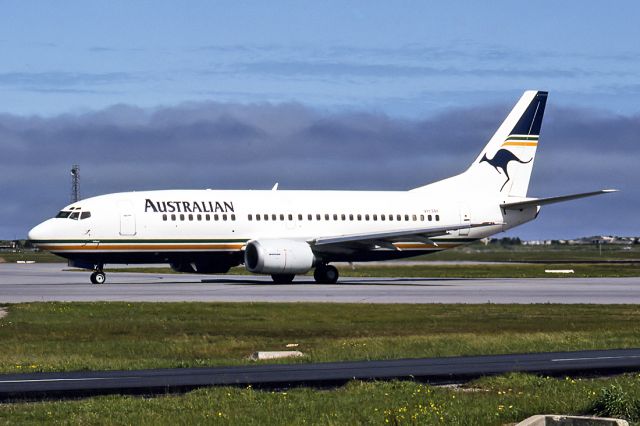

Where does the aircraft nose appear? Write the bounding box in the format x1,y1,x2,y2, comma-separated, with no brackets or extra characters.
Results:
28,220,54,243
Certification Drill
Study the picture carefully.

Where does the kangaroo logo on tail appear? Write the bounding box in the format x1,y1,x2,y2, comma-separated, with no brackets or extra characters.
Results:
480,149,532,191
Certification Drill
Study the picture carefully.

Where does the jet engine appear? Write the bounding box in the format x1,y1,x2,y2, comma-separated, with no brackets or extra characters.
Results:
244,239,315,274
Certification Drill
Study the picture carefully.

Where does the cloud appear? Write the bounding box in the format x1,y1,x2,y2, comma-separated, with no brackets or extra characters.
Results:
0,101,636,239
223,61,583,79
0,72,133,91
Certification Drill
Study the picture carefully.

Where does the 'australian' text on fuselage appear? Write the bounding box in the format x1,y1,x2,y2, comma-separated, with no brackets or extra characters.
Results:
144,199,234,214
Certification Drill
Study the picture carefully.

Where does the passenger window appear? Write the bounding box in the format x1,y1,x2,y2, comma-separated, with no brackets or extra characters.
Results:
263,214,268,221
248,214,253,221
333,214,338,220
205,214,210,221
81,212,91,220
428,214,432,221
308,214,312,221
214,214,219,221
316,214,321,220
231,214,236,221
435,215,440,221
223,214,228,221
341,214,346,220
420,214,424,221
180,214,185,221
271,214,276,221
325,214,329,220
298,214,303,220
288,214,293,220
256,214,261,221
389,215,393,221
188,214,193,221
381,214,386,221
398,214,402,221
349,214,354,220
280,214,285,221
357,214,362,221
171,214,176,221
412,215,416,221
197,214,202,221
373,214,377,221
162,214,167,221
365,214,370,221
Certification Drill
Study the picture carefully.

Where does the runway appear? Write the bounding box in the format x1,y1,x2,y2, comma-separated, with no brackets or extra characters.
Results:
2,263,640,303
2,348,640,400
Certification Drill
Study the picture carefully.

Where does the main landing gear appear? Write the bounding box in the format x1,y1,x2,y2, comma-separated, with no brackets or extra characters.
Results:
314,264,339,284
271,274,295,284
90,265,106,284
269,264,340,284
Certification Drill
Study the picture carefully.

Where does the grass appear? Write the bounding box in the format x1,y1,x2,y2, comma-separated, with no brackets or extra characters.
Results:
3,302,640,424
2,303,640,374
340,263,640,278
3,374,640,425
0,251,61,263
422,242,640,262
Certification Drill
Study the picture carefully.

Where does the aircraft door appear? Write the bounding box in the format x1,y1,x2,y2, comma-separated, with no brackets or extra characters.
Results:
458,205,471,236
119,202,137,236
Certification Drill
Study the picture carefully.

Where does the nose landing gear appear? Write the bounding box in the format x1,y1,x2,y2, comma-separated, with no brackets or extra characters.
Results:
90,265,106,284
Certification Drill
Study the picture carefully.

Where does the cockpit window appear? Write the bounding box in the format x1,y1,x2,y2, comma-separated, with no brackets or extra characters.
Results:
55,209,91,219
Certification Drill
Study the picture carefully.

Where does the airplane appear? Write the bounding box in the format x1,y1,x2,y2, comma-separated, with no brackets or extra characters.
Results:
28,91,617,284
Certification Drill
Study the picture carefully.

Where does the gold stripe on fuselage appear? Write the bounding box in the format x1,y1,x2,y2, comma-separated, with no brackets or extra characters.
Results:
39,243,245,252
39,241,461,252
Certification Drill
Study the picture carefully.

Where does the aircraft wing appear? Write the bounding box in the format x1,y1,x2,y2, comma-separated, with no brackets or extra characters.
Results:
309,222,499,251
501,189,618,210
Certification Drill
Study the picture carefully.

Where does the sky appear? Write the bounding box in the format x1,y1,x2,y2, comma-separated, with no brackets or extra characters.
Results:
1,1,639,240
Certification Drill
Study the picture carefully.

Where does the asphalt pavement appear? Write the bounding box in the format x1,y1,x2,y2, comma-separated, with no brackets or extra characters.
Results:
1,263,640,303
2,348,640,400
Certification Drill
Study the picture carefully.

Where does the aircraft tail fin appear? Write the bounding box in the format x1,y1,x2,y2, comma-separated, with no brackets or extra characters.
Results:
466,90,548,197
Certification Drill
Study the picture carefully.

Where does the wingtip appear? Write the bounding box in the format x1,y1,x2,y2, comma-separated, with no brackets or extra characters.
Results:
602,189,619,193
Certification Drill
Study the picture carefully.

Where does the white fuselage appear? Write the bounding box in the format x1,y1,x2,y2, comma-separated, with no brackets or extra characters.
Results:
28,186,536,268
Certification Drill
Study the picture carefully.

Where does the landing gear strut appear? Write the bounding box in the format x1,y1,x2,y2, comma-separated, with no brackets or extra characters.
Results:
314,264,339,284
90,265,106,284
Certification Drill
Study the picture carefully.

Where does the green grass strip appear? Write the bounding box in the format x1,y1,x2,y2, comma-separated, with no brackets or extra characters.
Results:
2,303,640,374
3,374,640,425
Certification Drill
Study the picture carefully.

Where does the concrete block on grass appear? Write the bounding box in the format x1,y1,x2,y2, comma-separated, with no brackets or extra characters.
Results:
516,414,628,426
250,351,304,361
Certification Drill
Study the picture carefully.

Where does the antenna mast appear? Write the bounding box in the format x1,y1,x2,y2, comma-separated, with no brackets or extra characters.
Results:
71,165,80,203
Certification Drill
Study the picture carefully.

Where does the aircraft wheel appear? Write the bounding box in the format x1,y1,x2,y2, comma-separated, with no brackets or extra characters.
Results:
90,271,106,284
271,274,295,284
314,265,339,284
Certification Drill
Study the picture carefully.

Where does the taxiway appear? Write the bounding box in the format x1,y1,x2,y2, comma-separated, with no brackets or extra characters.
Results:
1,263,639,303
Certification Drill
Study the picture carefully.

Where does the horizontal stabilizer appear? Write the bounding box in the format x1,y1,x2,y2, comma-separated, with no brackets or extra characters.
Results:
501,189,618,209
311,222,500,247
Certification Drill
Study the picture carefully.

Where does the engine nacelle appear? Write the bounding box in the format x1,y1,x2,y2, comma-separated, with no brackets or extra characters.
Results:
244,239,315,274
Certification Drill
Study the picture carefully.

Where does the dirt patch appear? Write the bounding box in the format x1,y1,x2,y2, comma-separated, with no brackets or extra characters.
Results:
0,257,5,263
0,307,7,320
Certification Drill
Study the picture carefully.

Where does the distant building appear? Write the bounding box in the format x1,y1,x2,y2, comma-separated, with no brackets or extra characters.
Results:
0,240,16,250
520,236,637,245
